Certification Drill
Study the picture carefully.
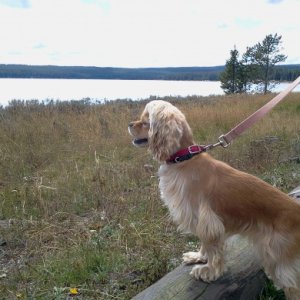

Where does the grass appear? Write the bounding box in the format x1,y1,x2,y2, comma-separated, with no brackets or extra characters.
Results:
0,94,300,299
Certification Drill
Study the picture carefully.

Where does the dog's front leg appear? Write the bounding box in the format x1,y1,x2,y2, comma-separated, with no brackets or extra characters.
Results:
184,203,225,282
190,240,225,282
182,244,208,264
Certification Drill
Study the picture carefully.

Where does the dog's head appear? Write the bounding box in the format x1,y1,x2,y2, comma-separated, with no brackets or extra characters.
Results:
128,100,194,162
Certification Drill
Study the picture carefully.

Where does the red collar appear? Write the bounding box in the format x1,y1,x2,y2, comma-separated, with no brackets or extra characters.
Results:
166,145,206,164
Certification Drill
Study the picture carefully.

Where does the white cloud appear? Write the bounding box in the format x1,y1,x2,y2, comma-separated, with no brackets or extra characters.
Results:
0,0,299,67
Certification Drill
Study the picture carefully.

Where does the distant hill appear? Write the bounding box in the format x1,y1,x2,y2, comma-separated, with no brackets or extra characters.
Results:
0,64,299,81
0,64,224,81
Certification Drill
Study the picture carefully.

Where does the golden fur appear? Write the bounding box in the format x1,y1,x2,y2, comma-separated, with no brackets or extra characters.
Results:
128,100,300,299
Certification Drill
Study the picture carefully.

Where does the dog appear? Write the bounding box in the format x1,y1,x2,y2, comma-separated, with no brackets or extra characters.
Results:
128,100,300,299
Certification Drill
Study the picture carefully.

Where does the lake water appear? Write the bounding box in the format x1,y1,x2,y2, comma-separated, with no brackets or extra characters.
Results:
0,78,299,106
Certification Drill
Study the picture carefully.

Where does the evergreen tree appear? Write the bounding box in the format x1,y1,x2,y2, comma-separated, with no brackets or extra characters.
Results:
220,47,245,94
242,33,287,94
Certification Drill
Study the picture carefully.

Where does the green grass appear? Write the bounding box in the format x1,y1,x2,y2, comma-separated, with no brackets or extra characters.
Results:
0,95,299,299
260,278,286,300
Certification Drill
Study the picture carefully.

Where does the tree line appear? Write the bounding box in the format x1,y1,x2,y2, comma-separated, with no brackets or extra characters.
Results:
0,65,223,81
220,33,300,94
0,62,299,82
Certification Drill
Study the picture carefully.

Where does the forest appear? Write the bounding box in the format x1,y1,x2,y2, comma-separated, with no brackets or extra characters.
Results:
0,64,223,80
0,63,299,81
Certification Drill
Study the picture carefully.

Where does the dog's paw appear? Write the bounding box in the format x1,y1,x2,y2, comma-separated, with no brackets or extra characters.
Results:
190,264,222,282
182,251,207,265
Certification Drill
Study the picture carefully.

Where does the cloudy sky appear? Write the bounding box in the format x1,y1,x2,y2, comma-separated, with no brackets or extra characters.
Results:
0,0,299,67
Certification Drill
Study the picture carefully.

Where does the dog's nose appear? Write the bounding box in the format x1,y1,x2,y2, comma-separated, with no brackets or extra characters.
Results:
128,122,134,127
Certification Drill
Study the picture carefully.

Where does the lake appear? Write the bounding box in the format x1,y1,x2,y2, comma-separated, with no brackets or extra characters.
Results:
0,78,299,106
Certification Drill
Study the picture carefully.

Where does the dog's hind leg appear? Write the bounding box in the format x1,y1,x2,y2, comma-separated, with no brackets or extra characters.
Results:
266,259,300,300
284,287,300,300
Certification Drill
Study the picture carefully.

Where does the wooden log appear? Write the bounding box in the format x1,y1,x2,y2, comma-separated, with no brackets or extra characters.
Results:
133,235,266,300
289,186,300,199
133,186,300,300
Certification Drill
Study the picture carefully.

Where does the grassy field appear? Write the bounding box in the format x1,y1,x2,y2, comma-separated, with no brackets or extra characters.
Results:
0,94,300,299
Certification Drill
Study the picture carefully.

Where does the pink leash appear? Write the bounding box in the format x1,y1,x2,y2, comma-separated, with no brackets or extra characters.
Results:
206,76,300,150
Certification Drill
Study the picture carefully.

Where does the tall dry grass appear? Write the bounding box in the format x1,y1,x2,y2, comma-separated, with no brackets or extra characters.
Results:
0,94,299,299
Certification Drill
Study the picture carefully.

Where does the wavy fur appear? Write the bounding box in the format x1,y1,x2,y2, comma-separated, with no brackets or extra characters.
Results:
128,100,300,299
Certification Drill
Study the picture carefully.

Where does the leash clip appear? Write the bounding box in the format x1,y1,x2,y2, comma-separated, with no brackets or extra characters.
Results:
218,135,230,148
203,135,231,151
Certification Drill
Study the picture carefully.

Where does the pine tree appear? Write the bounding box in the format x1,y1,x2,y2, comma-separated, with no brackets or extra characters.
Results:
220,47,246,94
242,33,287,94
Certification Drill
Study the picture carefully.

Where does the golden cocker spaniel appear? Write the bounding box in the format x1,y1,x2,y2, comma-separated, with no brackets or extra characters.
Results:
128,100,300,299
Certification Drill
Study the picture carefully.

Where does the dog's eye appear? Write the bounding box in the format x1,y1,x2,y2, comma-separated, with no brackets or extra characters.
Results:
142,122,149,127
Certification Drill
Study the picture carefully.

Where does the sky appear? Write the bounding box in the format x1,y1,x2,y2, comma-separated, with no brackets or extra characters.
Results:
0,0,299,68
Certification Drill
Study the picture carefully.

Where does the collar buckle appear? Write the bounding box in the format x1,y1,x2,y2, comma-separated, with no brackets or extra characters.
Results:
188,145,203,154
167,145,205,164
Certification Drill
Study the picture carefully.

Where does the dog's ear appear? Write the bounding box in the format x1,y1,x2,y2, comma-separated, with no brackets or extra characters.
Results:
148,108,183,162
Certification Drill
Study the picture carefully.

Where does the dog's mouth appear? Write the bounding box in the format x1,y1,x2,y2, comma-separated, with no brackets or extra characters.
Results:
133,138,148,146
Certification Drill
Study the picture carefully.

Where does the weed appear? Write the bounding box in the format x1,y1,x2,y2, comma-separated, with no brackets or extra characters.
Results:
259,278,285,300
0,94,299,299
